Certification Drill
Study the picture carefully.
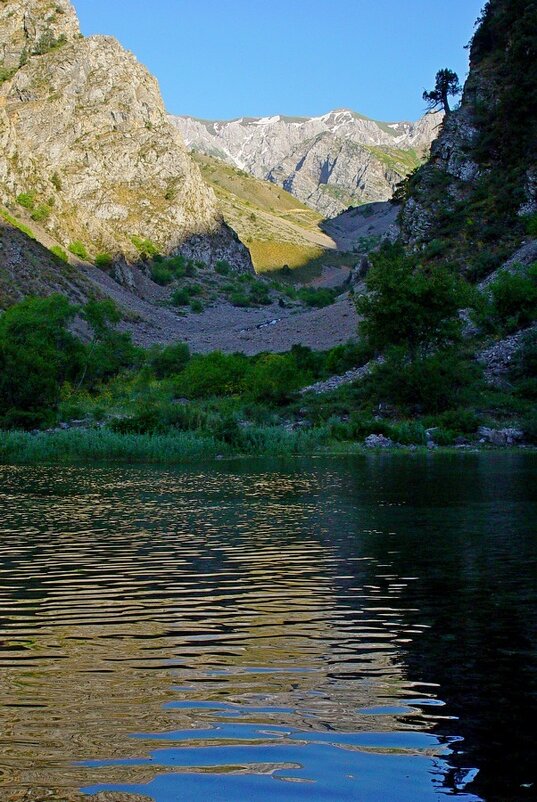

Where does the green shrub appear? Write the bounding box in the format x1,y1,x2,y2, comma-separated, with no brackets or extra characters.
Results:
0,295,83,428
430,408,480,435
325,341,373,375
131,236,160,260
68,241,89,260
151,263,174,286
367,347,481,414
148,343,190,378
171,288,190,305
388,421,427,445
174,352,249,398
487,263,537,333
16,192,36,211
95,253,113,269
298,287,337,308
230,291,250,307
0,67,16,85
523,213,537,236
51,172,62,192
215,260,231,276
190,299,203,313
357,243,467,355
522,413,537,444
30,204,51,223
50,245,69,263
510,330,537,380
248,354,304,404
249,281,271,305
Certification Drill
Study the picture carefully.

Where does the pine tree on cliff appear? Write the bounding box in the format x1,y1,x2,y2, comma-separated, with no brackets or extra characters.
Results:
423,69,462,114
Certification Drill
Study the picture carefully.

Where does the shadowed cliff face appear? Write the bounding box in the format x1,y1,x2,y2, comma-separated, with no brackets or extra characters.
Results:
0,0,253,274
398,0,537,276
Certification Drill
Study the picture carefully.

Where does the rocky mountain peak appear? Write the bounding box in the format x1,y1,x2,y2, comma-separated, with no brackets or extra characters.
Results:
0,0,80,71
171,109,442,216
0,0,252,275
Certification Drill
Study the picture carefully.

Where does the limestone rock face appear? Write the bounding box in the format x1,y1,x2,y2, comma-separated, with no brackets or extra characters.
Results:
0,0,80,71
171,109,443,216
0,1,252,272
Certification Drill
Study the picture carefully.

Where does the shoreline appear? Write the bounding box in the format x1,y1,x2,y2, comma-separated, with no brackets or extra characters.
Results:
1,428,535,466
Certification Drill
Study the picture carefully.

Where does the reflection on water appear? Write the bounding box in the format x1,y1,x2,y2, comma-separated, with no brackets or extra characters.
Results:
0,454,535,801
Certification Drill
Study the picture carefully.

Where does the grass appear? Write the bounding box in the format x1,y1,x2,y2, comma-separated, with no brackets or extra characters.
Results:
0,425,332,464
0,208,36,240
249,240,325,272
191,152,335,272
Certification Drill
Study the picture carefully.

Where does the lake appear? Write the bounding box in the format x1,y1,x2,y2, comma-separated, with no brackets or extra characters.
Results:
0,453,536,801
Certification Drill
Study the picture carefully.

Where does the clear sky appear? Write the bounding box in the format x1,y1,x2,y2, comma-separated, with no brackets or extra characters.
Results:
74,0,485,122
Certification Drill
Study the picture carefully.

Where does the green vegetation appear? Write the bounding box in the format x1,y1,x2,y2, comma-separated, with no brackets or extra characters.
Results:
0,208,35,240
0,67,16,85
50,245,69,263
479,263,537,334
95,253,113,269
131,236,160,260
68,241,89,260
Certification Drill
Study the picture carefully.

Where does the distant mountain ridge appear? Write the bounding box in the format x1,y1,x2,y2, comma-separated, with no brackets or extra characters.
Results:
170,109,443,216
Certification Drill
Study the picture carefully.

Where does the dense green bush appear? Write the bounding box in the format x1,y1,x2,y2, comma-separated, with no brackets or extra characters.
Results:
68,241,89,260
248,354,305,404
173,352,249,398
486,263,537,333
297,287,337,308
131,236,160,260
171,288,190,305
524,214,537,236
151,263,174,285
215,260,231,276
0,295,83,428
325,341,373,375
95,253,113,269
50,245,69,263
148,343,191,378
16,192,36,211
356,243,467,355
366,347,481,414
81,299,141,385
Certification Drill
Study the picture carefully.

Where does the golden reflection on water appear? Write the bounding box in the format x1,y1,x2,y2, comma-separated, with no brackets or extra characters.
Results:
0,464,442,800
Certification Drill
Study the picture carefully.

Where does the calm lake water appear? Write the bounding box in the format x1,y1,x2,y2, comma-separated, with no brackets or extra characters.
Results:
0,454,536,802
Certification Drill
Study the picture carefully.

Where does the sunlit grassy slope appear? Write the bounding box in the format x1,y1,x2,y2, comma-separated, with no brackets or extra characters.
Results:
192,152,337,272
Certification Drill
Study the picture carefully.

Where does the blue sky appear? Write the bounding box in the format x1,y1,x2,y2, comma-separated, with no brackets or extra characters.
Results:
74,0,485,122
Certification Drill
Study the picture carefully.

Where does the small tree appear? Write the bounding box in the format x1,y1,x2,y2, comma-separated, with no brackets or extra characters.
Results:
355,243,467,359
423,69,462,114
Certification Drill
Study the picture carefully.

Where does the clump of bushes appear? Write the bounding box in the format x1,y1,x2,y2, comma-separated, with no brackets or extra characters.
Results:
481,263,537,334
297,287,337,308
150,255,196,285
68,241,89,260
95,253,113,269
50,245,69,263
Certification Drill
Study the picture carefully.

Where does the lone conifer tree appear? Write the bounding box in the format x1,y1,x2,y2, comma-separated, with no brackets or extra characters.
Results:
423,69,462,114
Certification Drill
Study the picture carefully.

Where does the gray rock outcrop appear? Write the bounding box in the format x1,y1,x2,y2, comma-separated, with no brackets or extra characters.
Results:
170,109,443,217
0,0,252,273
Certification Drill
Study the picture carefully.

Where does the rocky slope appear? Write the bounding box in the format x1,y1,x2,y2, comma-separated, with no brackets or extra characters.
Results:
192,152,338,271
0,0,252,274
170,109,442,216
398,0,537,279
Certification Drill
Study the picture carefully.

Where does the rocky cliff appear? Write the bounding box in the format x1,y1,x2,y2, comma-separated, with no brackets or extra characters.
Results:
399,0,537,280
0,0,252,273
170,109,442,216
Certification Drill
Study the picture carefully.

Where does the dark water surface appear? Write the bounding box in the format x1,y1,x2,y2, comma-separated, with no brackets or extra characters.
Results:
0,453,536,802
